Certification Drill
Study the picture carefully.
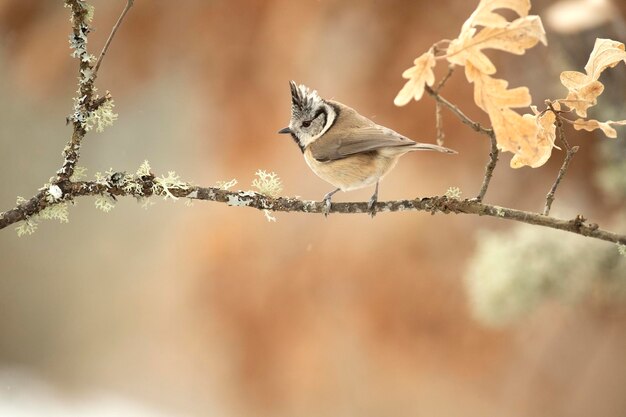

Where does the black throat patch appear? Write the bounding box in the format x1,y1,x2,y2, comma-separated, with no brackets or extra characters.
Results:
290,132,304,153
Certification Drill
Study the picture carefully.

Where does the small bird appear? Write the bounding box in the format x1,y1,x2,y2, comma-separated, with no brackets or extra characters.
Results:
278,81,457,216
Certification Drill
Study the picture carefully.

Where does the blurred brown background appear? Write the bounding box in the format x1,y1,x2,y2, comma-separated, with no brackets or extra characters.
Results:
0,0,625,416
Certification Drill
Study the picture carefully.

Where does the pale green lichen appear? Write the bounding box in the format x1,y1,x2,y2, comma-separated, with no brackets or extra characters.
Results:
136,160,152,177
80,67,94,85
252,170,282,198
95,195,115,212
70,166,88,181
119,170,143,195
16,219,38,237
123,180,143,195
445,186,462,199
83,53,97,64
152,171,189,200
39,203,69,223
84,3,95,22
216,179,238,190
84,100,118,133
253,173,280,222
15,196,70,237
618,244,626,258
94,171,108,185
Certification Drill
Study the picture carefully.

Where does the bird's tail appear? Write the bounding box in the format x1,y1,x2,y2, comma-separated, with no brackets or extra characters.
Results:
409,143,458,154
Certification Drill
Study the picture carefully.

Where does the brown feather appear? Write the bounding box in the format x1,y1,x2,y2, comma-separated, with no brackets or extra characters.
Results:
308,101,456,161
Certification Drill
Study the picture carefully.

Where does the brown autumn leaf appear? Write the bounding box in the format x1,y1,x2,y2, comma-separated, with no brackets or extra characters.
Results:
447,15,547,75
571,118,626,138
394,0,551,168
461,0,531,31
465,63,548,168
511,110,556,168
585,38,626,79
558,38,626,117
559,71,604,117
394,50,437,106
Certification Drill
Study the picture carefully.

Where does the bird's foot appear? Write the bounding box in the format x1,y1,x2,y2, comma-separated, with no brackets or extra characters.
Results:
322,197,332,217
321,188,340,218
367,194,378,218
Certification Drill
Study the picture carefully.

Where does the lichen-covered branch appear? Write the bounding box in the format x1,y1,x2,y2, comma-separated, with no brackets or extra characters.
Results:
1,175,624,246
58,0,94,181
59,0,127,182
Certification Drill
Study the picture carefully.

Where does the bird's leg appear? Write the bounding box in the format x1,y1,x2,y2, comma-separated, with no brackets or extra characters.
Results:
322,188,341,217
368,181,379,218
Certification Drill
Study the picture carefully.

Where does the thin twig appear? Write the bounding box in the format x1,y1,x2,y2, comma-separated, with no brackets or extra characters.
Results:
433,66,455,146
425,84,499,201
543,106,578,215
435,102,445,146
425,85,492,136
434,65,455,92
543,146,579,215
93,0,134,76
476,131,499,202
1,179,624,246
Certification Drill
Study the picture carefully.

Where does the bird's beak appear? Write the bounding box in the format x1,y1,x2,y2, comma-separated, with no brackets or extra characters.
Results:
278,127,292,135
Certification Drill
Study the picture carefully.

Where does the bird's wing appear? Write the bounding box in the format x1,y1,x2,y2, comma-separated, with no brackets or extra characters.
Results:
309,102,415,162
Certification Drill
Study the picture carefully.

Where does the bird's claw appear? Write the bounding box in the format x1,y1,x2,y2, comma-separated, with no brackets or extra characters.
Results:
367,196,377,218
322,197,332,217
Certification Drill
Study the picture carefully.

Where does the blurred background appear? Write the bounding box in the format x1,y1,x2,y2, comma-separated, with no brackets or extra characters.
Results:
0,0,625,415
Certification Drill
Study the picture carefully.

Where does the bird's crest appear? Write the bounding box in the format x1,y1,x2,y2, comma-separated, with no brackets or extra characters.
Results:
289,81,323,112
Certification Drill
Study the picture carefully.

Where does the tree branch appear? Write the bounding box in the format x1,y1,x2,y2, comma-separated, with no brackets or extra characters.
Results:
1,178,624,245
59,0,94,181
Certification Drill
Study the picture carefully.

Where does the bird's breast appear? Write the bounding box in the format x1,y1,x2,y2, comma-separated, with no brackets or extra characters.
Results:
303,148,399,191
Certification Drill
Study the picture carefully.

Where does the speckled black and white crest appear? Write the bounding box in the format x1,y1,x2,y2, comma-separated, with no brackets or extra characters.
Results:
289,81,323,113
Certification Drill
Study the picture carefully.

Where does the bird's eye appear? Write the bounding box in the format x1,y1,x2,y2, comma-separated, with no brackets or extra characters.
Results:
302,120,312,128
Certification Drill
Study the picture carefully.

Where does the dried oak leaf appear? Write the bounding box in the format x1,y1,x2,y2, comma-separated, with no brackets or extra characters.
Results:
571,118,626,138
512,110,556,168
558,38,626,117
447,15,547,75
559,71,604,117
461,0,531,31
394,50,436,106
465,63,553,168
